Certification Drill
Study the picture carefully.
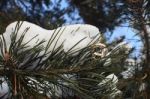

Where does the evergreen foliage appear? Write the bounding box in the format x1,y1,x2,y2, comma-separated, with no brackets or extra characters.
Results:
1,0,150,98
0,21,131,99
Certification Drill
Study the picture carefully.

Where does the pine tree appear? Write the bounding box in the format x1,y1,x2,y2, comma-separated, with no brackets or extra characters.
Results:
0,21,132,99
119,0,150,98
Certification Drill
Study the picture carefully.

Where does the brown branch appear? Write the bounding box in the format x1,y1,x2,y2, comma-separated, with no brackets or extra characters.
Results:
142,22,150,67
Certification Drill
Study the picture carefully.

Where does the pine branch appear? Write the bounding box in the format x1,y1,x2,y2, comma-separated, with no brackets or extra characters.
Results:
0,21,131,99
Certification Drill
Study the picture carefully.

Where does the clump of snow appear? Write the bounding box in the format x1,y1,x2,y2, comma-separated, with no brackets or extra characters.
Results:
139,82,147,92
98,74,118,86
0,21,101,69
0,77,9,99
98,74,122,98
121,58,142,79
106,41,132,56
2,21,100,54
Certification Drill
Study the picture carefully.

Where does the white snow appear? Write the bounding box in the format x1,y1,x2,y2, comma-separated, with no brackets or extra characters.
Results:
106,41,132,56
139,82,147,92
2,21,100,53
0,77,9,99
98,74,118,86
106,74,118,84
0,21,101,69
98,74,122,98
